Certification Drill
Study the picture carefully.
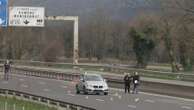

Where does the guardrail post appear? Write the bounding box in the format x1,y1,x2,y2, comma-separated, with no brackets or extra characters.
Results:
5,102,7,110
13,92,16,97
66,105,70,110
76,107,81,110
13,104,16,110
5,90,8,96
56,102,66,110
20,94,24,100
29,96,32,100
47,100,50,106
38,98,41,102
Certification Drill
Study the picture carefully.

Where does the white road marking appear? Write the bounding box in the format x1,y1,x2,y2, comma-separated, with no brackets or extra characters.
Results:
110,97,114,101
110,88,123,92
13,74,63,82
158,99,179,104
111,92,119,97
135,98,140,102
110,88,194,102
61,86,67,89
128,105,136,109
68,94,75,97
2,81,8,84
19,79,24,81
144,99,155,103
21,84,28,88
43,89,50,92
39,81,46,85
67,90,71,94
181,106,192,110
85,96,89,99
118,95,122,99
96,99,104,102
141,92,194,103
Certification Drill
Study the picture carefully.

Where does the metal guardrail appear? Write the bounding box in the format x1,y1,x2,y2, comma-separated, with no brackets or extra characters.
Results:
5,65,194,83
0,65,80,81
0,59,193,81
0,88,96,110
5,65,194,99
1,64,194,100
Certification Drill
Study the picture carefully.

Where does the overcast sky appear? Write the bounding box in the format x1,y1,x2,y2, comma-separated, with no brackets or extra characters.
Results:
13,0,152,18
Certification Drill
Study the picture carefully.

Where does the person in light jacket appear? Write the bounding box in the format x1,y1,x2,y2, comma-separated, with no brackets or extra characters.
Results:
132,72,140,94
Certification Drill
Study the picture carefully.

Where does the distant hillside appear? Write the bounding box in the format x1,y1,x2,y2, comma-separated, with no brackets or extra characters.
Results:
12,0,154,21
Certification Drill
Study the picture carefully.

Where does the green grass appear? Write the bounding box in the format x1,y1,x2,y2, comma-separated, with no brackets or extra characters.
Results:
0,96,57,110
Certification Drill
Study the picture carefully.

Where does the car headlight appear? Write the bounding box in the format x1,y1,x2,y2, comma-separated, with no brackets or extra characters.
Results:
104,84,108,89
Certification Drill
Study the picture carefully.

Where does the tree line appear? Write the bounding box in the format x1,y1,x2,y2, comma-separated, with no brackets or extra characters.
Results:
0,0,194,72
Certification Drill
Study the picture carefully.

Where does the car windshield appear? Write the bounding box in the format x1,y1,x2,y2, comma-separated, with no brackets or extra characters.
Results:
84,75,103,81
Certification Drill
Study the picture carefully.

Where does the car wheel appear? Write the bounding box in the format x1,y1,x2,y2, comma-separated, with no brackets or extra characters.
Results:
104,92,108,95
83,86,88,95
76,85,80,94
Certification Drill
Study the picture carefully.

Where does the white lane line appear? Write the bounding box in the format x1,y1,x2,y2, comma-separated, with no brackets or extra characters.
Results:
13,74,63,82
43,89,50,92
96,99,104,102
181,106,192,110
67,90,71,94
19,79,24,81
67,94,75,97
39,81,46,85
85,96,89,99
118,95,122,99
110,88,194,102
141,92,194,102
135,98,140,102
110,88,123,92
21,84,28,88
61,85,67,89
144,99,155,103
111,92,119,97
110,97,114,101
128,105,136,109
2,81,8,84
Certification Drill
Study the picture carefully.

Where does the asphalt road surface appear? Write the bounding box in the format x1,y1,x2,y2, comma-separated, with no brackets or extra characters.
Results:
0,74,194,110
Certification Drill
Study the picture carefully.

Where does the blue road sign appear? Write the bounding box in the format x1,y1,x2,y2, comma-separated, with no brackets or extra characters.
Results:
0,0,8,27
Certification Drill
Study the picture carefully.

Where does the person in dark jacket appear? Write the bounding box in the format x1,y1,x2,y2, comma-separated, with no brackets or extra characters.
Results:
124,73,132,93
4,60,11,80
132,72,140,94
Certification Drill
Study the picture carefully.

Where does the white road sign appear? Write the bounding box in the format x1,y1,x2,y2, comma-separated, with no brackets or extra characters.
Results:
9,7,45,27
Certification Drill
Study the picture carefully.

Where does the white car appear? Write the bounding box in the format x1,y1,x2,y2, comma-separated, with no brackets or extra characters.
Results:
76,73,109,95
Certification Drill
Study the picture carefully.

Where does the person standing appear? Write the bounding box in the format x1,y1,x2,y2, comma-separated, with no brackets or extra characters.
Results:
132,72,140,94
4,60,11,80
124,73,132,93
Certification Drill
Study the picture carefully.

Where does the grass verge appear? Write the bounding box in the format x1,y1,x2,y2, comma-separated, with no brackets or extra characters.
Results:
0,96,57,110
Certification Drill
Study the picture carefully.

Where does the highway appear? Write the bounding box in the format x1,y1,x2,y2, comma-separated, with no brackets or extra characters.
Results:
0,74,194,110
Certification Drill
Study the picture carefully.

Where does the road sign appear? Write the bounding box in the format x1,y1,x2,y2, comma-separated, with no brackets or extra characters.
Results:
9,7,45,27
0,0,8,27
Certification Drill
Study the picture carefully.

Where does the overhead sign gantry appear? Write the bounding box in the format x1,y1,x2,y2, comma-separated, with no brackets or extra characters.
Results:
9,7,45,27
0,4,79,64
0,0,8,27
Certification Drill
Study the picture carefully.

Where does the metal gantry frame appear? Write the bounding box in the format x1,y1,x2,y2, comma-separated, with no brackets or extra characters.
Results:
45,16,79,64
